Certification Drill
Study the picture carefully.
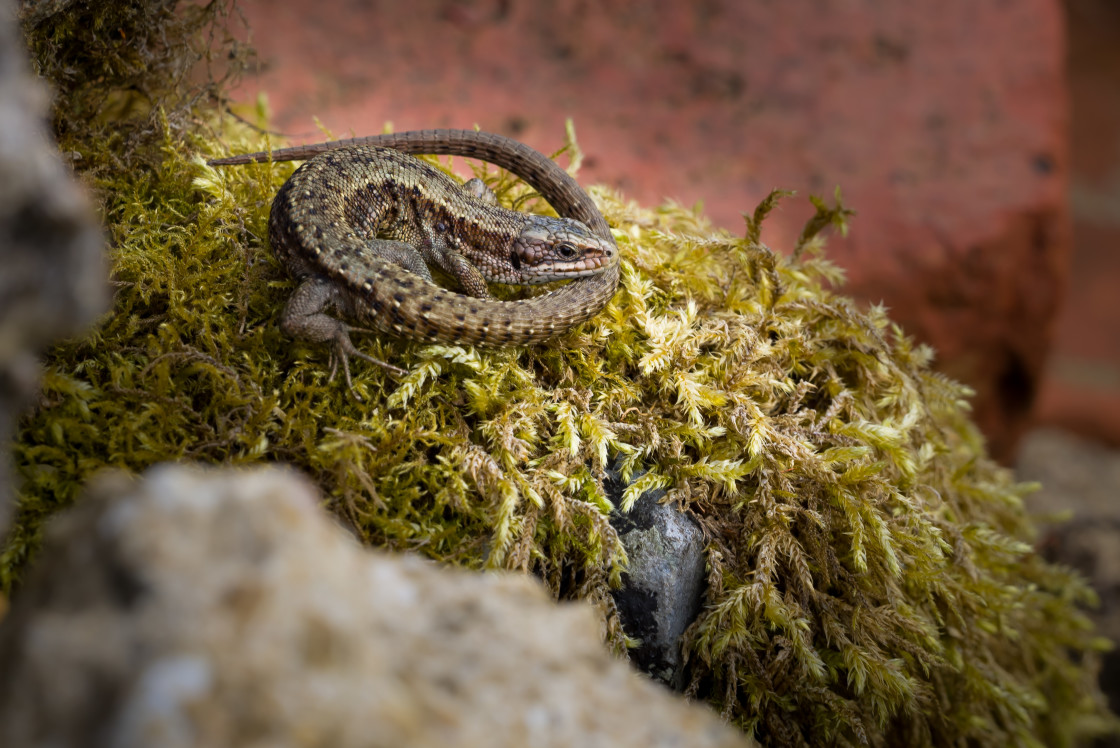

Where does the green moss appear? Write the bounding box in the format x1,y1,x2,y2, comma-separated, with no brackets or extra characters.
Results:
6,2,1116,745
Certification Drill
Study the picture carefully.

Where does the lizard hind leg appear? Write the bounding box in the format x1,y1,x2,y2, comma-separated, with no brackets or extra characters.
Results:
281,276,405,400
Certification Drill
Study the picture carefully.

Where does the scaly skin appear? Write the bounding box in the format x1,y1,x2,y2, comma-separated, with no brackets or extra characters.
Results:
209,130,620,351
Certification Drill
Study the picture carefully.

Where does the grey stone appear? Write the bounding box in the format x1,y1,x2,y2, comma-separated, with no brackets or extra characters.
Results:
1017,428,1120,735
607,464,707,690
0,463,753,748
0,0,107,534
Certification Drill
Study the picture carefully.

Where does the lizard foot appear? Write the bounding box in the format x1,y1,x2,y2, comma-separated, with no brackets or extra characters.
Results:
326,325,406,402
282,277,407,400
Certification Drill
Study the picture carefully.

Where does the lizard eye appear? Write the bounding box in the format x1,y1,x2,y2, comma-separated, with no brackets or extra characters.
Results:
556,242,578,259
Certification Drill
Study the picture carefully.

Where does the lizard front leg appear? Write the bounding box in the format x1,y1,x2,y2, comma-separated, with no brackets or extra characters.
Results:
418,231,494,299
370,239,435,283
409,179,499,298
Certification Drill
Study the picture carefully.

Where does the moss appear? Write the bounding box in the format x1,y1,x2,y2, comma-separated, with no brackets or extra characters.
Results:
19,0,251,170
5,2,1116,745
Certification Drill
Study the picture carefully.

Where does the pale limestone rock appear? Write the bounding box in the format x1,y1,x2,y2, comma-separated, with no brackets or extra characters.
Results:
0,464,752,748
0,0,107,534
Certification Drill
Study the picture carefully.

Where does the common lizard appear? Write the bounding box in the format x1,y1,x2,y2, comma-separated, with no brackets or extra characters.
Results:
208,129,620,391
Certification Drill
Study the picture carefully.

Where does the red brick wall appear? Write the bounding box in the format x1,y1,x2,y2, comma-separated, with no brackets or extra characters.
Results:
1034,0,1120,448
227,0,1095,461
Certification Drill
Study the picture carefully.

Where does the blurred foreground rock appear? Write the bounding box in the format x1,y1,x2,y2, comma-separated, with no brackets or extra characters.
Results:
0,464,752,748
0,0,106,534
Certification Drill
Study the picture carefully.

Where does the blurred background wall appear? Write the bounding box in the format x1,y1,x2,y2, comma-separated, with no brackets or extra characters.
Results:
1040,0,1120,450
223,0,1119,466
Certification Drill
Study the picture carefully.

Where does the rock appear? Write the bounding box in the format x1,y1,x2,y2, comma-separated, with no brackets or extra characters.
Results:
0,0,107,534
0,464,752,748
607,465,707,690
1017,428,1120,727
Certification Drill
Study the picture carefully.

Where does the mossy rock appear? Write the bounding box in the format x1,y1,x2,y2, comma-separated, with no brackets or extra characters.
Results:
5,2,1115,746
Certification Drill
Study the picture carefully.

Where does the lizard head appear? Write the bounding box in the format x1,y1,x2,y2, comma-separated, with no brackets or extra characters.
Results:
510,216,616,284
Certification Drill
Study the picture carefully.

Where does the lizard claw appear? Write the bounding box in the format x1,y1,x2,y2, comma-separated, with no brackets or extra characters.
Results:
329,326,407,402
281,277,406,401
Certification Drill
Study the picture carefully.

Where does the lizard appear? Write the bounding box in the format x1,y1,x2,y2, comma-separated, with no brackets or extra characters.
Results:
207,129,620,393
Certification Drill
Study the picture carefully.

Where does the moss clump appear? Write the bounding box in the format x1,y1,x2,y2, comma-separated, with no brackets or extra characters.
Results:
6,3,1115,745
4,114,1112,744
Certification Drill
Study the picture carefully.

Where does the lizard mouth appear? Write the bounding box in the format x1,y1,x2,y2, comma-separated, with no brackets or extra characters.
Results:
526,253,613,282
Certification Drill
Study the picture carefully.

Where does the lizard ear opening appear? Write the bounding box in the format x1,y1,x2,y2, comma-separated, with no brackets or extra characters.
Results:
510,251,522,271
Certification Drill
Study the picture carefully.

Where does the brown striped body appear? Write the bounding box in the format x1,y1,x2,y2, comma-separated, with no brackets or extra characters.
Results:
212,130,620,347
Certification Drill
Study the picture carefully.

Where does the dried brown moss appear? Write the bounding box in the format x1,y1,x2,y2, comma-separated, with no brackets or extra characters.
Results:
19,0,251,168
